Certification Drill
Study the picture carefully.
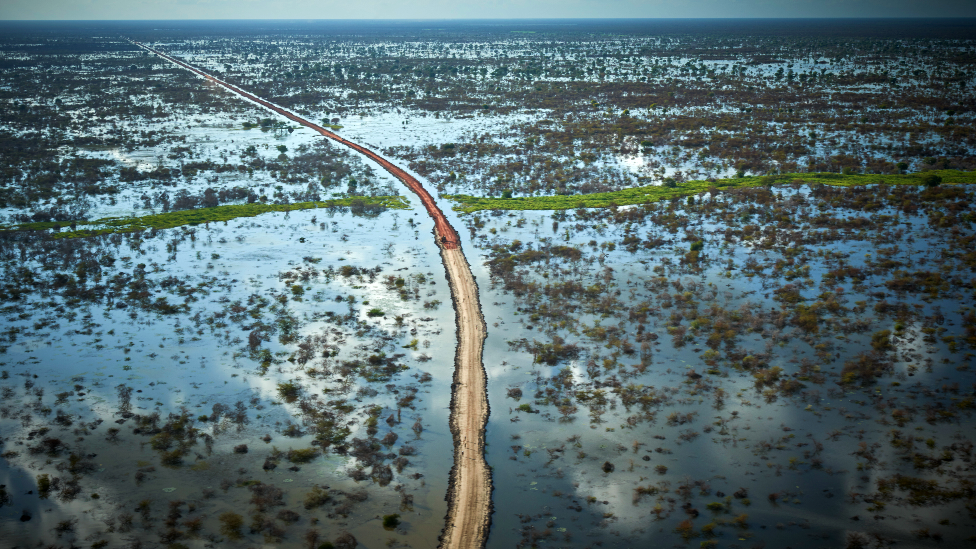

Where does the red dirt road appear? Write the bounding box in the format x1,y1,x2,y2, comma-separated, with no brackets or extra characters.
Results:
127,39,491,549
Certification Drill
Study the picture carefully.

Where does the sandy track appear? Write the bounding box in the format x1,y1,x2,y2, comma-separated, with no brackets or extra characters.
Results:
438,247,491,549
127,39,492,548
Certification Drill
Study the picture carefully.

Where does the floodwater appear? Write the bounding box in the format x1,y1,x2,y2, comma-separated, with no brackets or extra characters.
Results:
2,19,975,549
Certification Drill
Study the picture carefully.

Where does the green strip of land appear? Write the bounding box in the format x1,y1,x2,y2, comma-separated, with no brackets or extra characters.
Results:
2,196,410,239
445,170,976,213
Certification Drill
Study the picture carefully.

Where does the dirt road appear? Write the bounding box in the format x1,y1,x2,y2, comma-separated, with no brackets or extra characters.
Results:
439,247,491,549
128,39,492,548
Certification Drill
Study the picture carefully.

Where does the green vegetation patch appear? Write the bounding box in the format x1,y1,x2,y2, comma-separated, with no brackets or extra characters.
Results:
445,170,976,213
2,195,410,239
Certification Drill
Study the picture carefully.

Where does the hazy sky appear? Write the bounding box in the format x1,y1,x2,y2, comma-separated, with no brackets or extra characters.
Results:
2,0,975,20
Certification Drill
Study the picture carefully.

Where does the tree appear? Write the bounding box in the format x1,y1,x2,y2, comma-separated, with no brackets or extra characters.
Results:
922,174,942,187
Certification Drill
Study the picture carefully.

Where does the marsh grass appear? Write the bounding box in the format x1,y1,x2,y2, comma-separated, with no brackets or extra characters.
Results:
445,170,976,212
2,196,409,238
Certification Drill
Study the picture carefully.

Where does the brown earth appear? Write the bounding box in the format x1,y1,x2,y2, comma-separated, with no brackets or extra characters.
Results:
129,39,492,548
438,246,491,549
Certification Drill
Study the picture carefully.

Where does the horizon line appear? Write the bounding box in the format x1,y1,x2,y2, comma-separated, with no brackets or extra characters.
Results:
4,16,976,22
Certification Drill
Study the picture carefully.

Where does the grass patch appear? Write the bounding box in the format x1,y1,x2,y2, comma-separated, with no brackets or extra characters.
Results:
1,195,409,238
218,512,245,540
444,170,976,213
286,447,320,463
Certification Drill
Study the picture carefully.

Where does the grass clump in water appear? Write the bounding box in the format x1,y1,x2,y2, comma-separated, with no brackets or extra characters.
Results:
303,485,331,509
382,513,401,529
287,447,320,463
219,512,244,540
277,381,302,403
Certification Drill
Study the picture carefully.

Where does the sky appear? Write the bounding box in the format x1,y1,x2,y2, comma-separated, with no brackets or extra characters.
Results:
1,0,975,20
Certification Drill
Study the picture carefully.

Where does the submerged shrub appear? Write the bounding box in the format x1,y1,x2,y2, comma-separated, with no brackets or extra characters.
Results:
382,513,400,529
303,485,331,510
276,381,301,403
287,447,320,463
219,512,244,540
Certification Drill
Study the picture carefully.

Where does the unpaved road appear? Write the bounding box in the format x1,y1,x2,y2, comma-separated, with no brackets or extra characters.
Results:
128,39,492,549
439,247,490,549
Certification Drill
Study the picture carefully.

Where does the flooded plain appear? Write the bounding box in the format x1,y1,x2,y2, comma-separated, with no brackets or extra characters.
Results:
1,19,975,549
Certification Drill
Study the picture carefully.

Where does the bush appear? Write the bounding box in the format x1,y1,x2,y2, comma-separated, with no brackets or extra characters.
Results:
675,519,696,539
219,512,244,539
160,450,184,466
287,448,320,463
367,308,385,317
37,474,52,498
277,381,301,402
921,173,942,187
334,531,358,549
382,513,401,529
304,485,331,509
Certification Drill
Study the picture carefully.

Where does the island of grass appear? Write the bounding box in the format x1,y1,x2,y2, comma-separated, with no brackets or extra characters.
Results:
2,196,409,239
444,170,976,213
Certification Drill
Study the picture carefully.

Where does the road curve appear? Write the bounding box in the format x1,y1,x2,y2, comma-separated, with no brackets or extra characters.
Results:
125,39,492,549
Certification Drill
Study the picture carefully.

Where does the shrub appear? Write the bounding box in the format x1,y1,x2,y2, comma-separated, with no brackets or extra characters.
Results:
334,531,358,549
382,513,401,529
304,485,331,509
381,431,399,446
160,450,184,466
277,381,301,403
366,308,385,317
277,509,300,523
37,474,52,499
921,173,942,187
219,512,244,539
675,519,696,539
871,330,893,352
287,448,320,463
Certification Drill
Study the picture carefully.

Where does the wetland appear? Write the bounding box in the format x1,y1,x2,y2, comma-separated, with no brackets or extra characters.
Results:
1,18,975,549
